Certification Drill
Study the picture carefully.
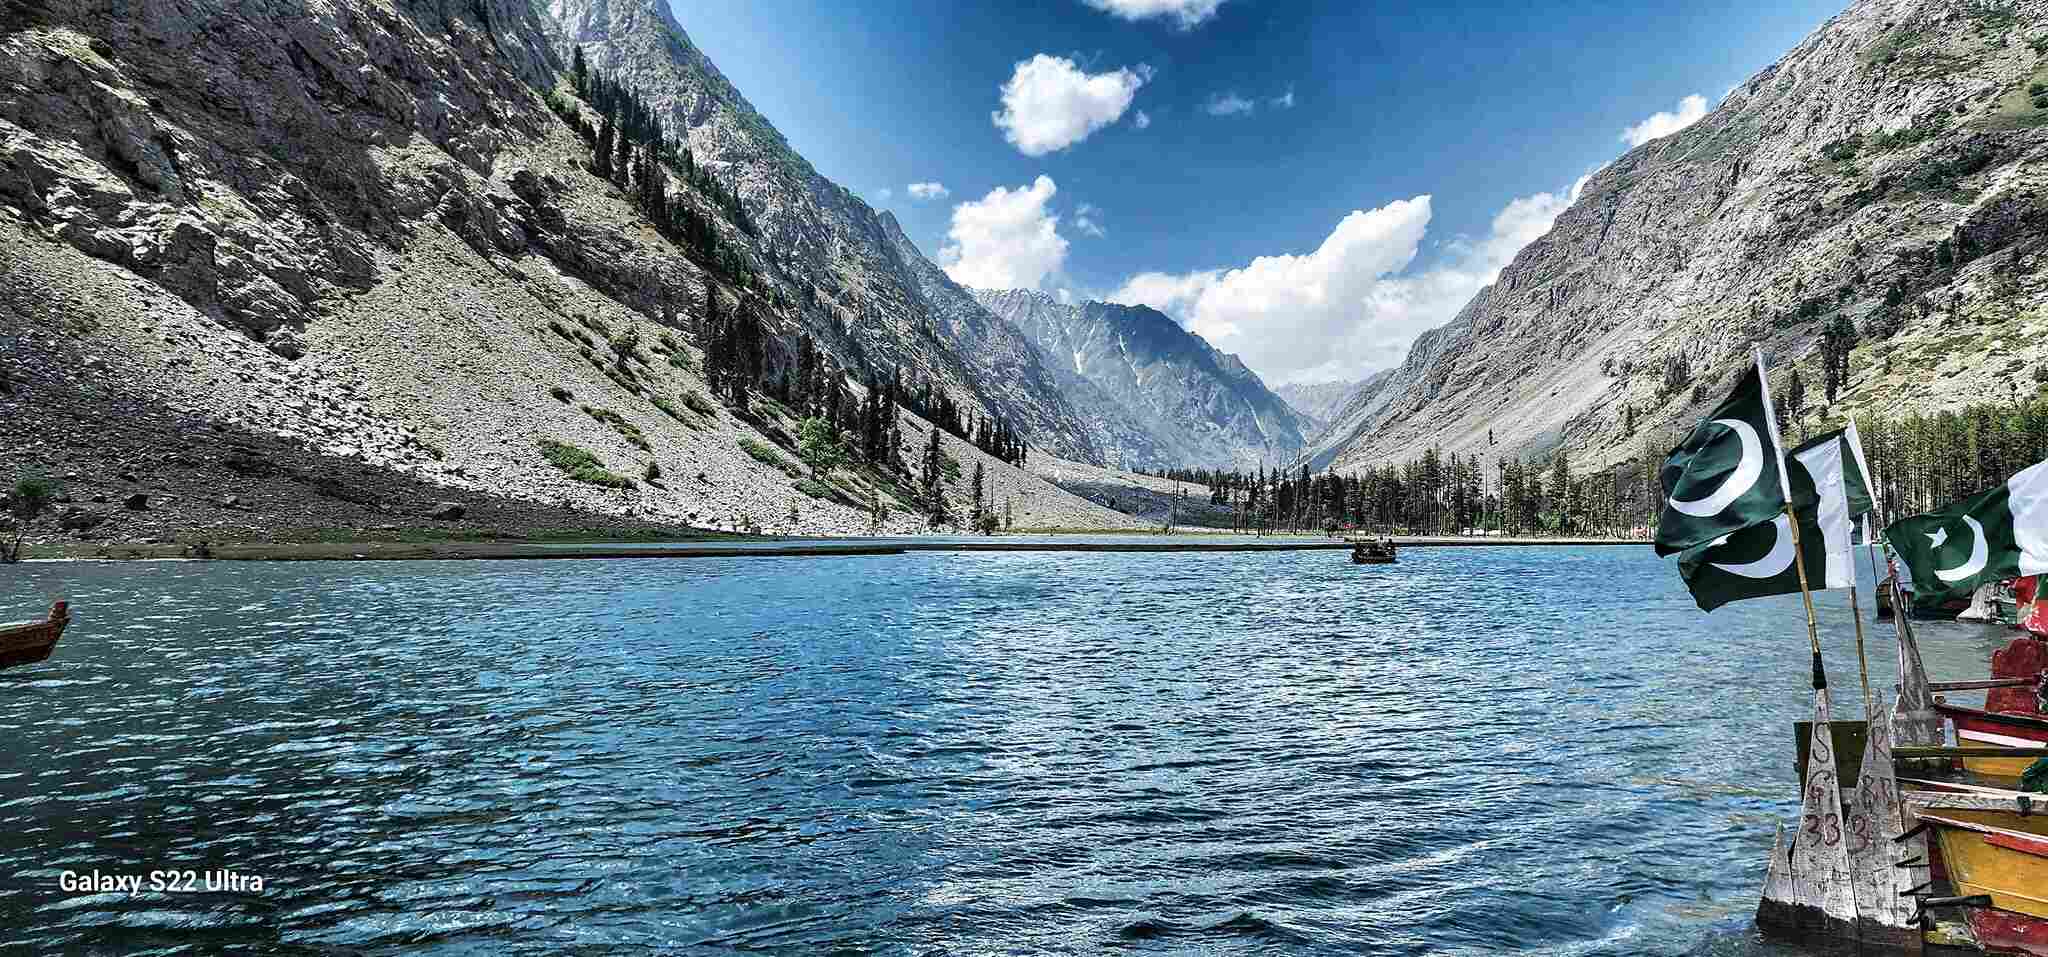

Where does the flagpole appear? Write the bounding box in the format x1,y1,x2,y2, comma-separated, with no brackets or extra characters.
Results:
1754,346,1826,691
1843,421,1879,719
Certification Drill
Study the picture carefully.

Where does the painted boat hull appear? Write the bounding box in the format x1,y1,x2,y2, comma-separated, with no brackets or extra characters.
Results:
1906,787,2048,955
1921,813,2048,920
0,601,69,669
1938,705,2048,779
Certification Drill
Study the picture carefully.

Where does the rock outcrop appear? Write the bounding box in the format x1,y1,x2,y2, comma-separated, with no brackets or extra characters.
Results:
974,288,1312,469
1313,0,2048,474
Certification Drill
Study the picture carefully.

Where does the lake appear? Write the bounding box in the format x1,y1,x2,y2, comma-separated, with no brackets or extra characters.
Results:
0,547,2016,955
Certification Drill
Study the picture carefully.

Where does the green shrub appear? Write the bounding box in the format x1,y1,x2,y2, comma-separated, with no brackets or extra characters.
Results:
793,478,834,500
739,437,798,475
581,405,651,451
538,439,635,488
2030,82,2046,96
549,385,574,402
611,326,643,364
644,460,663,483
683,391,717,416
757,396,793,420
651,396,689,423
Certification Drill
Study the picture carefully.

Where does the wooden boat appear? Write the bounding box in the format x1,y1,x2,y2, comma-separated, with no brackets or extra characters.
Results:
1350,540,1396,564
1879,576,1977,621
1937,704,2048,778
0,600,69,668
1904,785,2048,955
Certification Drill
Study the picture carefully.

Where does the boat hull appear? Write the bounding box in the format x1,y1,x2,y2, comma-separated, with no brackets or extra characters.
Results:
1906,786,2048,956
1922,813,2048,920
0,602,69,669
1938,705,2048,778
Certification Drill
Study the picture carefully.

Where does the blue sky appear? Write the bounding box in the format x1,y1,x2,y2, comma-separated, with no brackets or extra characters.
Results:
672,0,1843,385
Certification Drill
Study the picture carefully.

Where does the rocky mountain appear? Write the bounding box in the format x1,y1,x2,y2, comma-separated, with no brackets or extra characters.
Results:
1313,0,2048,476
541,0,1101,463
974,288,1312,469
0,0,1145,544
1272,379,1363,434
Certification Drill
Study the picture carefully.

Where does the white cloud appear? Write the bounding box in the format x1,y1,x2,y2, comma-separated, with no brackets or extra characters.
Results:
1133,109,1152,130
1075,203,1106,238
992,55,1151,157
1204,92,1255,117
1081,0,1226,28
1620,93,1708,147
1110,177,1590,384
939,175,1070,291
907,181,950,201
1270,88,1296,109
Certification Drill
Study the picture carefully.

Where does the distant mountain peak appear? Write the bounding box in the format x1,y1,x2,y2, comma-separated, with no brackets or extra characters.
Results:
974,288,1312,468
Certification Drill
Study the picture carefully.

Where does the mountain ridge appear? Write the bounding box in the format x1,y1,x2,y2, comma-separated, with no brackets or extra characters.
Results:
974,287,1313,469
1311,0,2048,477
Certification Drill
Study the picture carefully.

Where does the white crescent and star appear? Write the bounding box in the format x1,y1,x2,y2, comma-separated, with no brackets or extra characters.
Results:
1710,514,1795,579
1669,418,1763,517
1933,516,1988,583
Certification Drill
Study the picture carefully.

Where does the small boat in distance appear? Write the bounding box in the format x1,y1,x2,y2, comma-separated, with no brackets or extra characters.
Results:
0,601,70,668
1350,538,1396,565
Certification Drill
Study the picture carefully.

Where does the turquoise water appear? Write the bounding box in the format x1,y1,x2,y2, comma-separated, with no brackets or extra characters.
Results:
0,547,2015,955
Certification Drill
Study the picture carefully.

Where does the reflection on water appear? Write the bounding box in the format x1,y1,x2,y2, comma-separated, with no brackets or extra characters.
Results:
0,548,2017,955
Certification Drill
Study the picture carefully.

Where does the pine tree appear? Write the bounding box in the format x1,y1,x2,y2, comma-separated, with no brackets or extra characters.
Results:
593,114,615,180
1821,312,1857,403
1550,449,1571,534
923,428,948,526
970,462,987,531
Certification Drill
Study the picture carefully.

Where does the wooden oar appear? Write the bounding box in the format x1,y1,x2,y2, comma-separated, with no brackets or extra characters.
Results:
1929,678,2039,692
1896,746,2048,759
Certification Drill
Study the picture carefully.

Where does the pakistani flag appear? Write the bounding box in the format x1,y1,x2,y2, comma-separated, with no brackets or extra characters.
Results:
1887,458,2048,601
1655,362,1790,556
1678,429,1875,610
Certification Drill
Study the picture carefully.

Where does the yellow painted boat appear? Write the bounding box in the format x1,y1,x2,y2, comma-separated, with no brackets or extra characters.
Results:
1906,787,2048,927
1919,812,2048,919
1936,704,2048,778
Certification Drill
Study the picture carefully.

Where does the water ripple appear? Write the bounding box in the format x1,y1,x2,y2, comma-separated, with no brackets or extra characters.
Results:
0,549,2019,955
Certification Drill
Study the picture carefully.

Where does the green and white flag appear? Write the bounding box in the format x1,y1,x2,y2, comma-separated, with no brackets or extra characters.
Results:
1886,458,2048,601
1678,428,1875,611
1655,360,1789,556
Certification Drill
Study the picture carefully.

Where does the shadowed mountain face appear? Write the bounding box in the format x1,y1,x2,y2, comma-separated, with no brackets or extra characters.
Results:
1309,0,2048,475
0,0,1157,541
975,289,1311,469
545,0,1103,465
1272,379,1362,435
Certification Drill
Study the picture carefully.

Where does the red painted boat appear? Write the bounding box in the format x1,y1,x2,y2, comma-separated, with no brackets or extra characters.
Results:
1936,703,2048,778
0,600,69,668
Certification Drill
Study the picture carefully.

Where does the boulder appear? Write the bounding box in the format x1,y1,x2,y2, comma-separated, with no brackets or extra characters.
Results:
57,507,105,532
123,493,149,510
425,501,466,521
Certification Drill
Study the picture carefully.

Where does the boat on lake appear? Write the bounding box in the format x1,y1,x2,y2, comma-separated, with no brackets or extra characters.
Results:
0,600,68,668
1936,702,2048,779
1349,538,1396,564
1902,783,2048,955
